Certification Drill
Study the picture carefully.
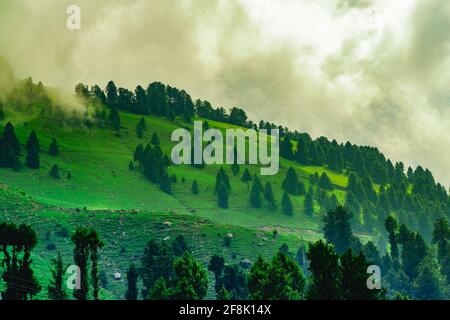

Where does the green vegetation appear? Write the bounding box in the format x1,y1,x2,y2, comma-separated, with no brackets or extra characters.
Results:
0,76,449,300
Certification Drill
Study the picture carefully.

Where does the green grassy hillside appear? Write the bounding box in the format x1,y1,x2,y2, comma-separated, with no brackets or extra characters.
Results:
0,109,374,299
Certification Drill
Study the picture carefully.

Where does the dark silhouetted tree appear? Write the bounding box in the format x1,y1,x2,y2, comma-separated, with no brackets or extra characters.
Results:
126,264,139,300
48,252,67,300
48,138,59,156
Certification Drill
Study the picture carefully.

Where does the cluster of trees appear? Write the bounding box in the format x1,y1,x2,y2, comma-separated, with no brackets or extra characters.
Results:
74,79,449,239
279,133,450,235
0,122,60,173
137,236,208,300
0,222,41,300
75,81,195,123
321,206,450,299
132,132,172,194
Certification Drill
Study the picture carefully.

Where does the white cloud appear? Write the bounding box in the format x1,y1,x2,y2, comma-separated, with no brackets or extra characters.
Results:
0,0,449,186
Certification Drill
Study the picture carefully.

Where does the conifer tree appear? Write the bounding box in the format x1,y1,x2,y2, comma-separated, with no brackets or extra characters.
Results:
263,182,277,211
26,146,40,169
136,122,144,139
191,179,199,194
3,122,20,155
108,108,121,131
318,172,333,191
160,172,172,194
282,167,305,195
48,252,67,300
282,192,293,215
128,160,135,171
26,130,40,153
151,132,160,146
126,264,139,300
49,138,59,156
241,168,252,190
304,191,314,216
215,167,230,193
217,182,229,209
50,164,60,179
250,176,262,208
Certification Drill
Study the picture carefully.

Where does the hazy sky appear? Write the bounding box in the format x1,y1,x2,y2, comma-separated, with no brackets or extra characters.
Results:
0,0,449,186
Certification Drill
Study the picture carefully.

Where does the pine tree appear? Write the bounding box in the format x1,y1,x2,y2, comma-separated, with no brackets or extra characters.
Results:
191,179,199,194
306,240,342,300
151,132,160,146
322,206,354,254
49,138,59,156
50,164,60,179
413,252,444,300
217,182,229,209
215,167,230,193
108,108,121,131
241,168,252,190
148,277,170,300
171,252,208,300
3,122,20,155
26,130,40,153
160,172,172,194
282,192,293,215
48,252,67,300
304,191,314,216
282,167,306,195
136,122,144,139
26,147,40,169
250,176,262,208
340,249,384,300
263,182,277,211
128,160,135,171
138,117,147,130
125,264,139,300
318,172,333,191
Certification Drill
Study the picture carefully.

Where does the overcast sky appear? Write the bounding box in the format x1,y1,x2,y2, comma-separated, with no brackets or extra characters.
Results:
1,0,449,186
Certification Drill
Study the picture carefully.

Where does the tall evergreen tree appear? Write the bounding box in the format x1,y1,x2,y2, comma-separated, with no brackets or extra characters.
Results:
318,172,333,191
0,222,41,300
3,122,20,155
105,81,118,109
217,182,229,209
340,249,384,300
282,192,293,216
171,252,208,300
48,252,67,300
263,182,277,211
282,167,305,195
241,168,252,190
49,164,60,178
322,206,354,254
108,108,121,131
160,171,172,194
26,146,40,169
48,138,59,156
191,179,199,194
126,264,139,300
26,130,40,153
304,191,314,216
306,240,341,300
151,132,160,146
250,175,262,208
